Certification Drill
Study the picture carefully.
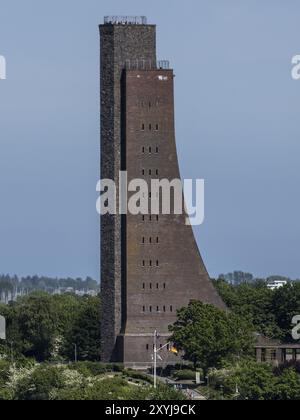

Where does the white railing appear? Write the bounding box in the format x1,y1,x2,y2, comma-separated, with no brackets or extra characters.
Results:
104,16,147,25
124,59,170,70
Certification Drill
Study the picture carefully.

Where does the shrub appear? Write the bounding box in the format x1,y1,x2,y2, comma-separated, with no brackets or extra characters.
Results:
14,365,65,400
122,369,153,384
173,370,196,381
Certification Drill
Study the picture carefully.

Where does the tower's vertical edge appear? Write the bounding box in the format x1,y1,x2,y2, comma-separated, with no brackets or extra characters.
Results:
99,21,157,362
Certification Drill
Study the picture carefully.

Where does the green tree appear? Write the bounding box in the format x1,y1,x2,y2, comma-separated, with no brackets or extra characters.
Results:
169,301,254,370
274,367,300,400
7,293,61,361
15,365,65,400
64,296,101,361
222,361,276,400
214,280,284,340
272,283,300,341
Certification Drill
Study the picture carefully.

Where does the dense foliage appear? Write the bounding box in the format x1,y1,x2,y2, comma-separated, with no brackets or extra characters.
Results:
0,362,185,401
214,280,300,341
0,280,299,400
0,292,101,362
207,360,300,400
169,301,254,370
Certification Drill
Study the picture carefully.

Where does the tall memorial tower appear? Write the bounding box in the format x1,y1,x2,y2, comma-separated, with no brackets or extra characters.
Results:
99,16,226,366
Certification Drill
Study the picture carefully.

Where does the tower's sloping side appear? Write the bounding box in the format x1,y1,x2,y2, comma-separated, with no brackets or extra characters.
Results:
123,69,226,365
100,21,226,365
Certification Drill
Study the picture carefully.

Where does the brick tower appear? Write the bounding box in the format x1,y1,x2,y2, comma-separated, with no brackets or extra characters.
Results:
99,16,226,367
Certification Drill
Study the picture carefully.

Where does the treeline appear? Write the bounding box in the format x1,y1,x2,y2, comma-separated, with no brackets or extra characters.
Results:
1,280,299,363
214,280,300,342
0,275,98,293
0,293,101,362
218,271,299,286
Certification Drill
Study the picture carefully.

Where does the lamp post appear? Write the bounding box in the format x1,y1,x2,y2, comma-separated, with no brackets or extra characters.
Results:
10,341,14,365
73,343,78,363
153,330,170,389
220,385,224,401
205,375,210,399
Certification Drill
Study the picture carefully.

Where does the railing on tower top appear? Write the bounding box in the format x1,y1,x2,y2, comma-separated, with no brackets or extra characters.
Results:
104,16,147,25
124,60,170,70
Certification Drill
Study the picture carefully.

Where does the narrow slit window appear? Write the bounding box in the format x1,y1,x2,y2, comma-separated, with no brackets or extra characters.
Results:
149,147,152,154
156,260,159,267
156,147,159,153
149,124,152,131
149,169,152,175
150,306,152,313
156,283,159,289
143,306,145,312
142,260,145,267
156,124,159,131
170,306,173,312
141,124,145,131
142,169,145,176
156,237,159,243
142,147,145,153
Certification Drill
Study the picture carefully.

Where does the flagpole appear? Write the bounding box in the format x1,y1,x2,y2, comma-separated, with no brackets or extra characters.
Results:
153,331,172,389
154,330,157,389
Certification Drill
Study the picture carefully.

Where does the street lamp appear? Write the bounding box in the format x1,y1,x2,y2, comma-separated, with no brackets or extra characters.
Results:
153,330,170,389
220,385,224,401
73,343,78,363
10,341,14,365
205,375,210,387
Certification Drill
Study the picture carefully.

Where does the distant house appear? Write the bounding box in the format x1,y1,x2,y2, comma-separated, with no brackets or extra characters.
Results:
267,280,288,290
255,334,300,366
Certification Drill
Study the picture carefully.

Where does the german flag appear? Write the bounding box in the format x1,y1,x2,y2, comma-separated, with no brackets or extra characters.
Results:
169,346,179,355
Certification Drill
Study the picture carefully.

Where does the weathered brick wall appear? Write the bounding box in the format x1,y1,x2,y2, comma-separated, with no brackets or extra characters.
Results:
123,70,226,365
99,23,156,362
100,21,225,366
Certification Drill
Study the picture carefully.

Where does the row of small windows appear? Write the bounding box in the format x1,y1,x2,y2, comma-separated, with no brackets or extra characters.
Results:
142,237,159,244
142,215,159,222
142,283,166,290
142,169,159,176
142,146,159,154
142,260,159,267
141,124,159,131
143,305,173,313
139,101,160,108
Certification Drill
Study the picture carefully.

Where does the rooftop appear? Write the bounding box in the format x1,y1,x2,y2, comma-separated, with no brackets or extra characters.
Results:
125,59,170,71
104,16,148,25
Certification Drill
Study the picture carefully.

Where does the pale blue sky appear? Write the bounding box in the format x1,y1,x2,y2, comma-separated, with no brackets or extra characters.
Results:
0,0,300,280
